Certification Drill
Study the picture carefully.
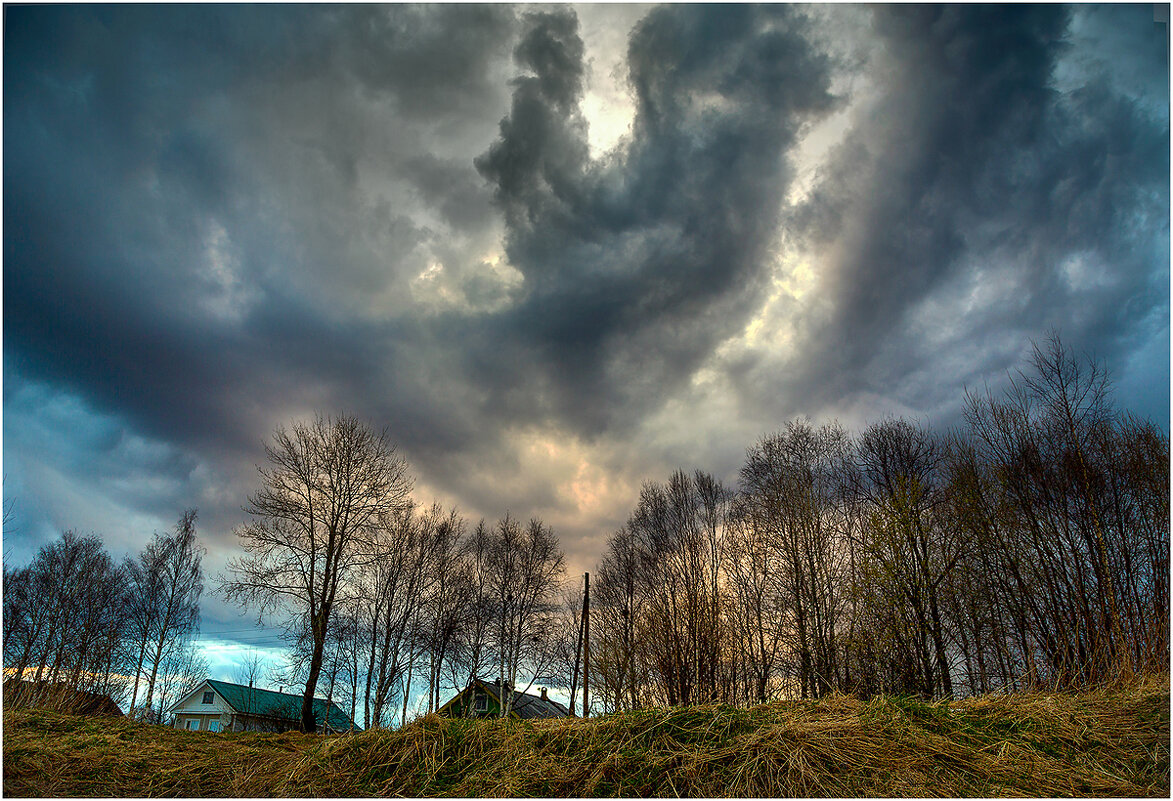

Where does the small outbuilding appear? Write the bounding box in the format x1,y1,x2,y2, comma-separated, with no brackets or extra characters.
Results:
166,679,359,734
3,678,124,717
436,678,569,720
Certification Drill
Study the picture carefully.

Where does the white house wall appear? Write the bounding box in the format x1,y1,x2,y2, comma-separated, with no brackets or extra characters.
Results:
170,681,233,732
172,682,235,715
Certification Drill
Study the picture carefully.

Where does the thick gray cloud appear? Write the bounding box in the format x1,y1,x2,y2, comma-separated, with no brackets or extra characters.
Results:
736,4,1169,429
473,6,835,433
5,4,518,448
3,5,1167,640
4,3,525,626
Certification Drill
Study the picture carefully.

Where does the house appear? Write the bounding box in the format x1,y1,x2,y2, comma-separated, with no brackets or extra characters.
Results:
166,679,359,734
436,678,569,720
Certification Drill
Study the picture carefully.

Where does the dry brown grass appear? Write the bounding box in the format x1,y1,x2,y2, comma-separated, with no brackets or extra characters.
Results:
3,678,124,717
4,673,1168,797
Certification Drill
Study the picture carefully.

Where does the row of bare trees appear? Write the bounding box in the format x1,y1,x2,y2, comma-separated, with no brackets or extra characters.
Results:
7,337,1160,724
592,338,1168,709
221,415,568,731
3,513,207,719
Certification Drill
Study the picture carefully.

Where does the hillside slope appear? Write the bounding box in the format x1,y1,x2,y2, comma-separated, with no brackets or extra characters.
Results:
4,675,1168,797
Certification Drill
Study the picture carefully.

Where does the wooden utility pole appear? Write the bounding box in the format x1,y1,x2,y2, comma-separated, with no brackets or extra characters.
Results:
569,591,585,717
582,572,590,718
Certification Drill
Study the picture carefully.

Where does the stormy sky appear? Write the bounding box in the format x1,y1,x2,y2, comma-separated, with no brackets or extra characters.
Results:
4,4,1169,677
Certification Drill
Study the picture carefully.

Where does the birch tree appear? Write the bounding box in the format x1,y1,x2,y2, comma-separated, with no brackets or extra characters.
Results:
485,515,565,716
127,509,204,718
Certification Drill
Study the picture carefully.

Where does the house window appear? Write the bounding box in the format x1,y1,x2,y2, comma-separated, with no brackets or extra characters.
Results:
202,691,214,704
208,720,221,733
474,692,487,712
186,719,199,731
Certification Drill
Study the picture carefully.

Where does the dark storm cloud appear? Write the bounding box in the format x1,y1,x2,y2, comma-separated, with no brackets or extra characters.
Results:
3,2,1167,604
2,3,524,590
333,4,518,120
474,5,835,434
3,375,200,550
4,4,516,453
756,4,1169,425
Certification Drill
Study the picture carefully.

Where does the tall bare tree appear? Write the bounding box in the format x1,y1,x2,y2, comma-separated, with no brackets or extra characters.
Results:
586,339,1165,706
723,495,788,704
3,530,132,705
450,520,496,690
594,526,644,711
153,640,209,725
484,515,565,716
361,502,432,729
855,418,960,697
221,414,412,732
740,422,853,699
418,507,469,713
598,471,729,708
127,509,204,718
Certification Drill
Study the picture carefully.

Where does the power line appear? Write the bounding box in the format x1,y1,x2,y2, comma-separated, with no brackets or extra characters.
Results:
197,627,286,636
195,636,289,646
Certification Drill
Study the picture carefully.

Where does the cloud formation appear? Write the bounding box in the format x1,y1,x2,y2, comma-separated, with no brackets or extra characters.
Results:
472,5,835,434
657,3,1171,445
4,5,1168,639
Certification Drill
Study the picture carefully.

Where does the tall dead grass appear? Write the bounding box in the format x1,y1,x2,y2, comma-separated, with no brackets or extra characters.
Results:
3,678,123,717
4,673,1168,797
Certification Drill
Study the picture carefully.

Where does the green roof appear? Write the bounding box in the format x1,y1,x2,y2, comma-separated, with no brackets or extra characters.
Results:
205,679,359,732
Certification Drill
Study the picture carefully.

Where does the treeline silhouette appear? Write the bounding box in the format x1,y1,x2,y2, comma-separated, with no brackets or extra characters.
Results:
4,336,1165,725
218,415,570,731
591,337,1168,710
250,506,569,731
3,513,206,719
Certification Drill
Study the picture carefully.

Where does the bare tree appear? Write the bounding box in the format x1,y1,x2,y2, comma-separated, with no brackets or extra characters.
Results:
153,640,209,725
3,531,132,705
3,562,52,682
361,502,432,729
418,507,469,713
221,414,412,732
552,583,584,714
483,515,565,716
230,649,268,722
126,509,205,718
594,527,644,712
723,495,788,704
449,520,496,691
234,649,267,690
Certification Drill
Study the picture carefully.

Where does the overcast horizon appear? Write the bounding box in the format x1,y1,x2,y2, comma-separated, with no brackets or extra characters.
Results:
4,3,1169,685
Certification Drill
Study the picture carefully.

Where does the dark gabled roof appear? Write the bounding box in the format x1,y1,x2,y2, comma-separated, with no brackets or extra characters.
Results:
509,687,570,719
204,679,359,732
445,679,569,719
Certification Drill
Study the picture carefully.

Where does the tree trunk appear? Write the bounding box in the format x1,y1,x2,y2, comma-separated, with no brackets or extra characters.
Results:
142,634,167,714
401,656,414,727
302,638,325,733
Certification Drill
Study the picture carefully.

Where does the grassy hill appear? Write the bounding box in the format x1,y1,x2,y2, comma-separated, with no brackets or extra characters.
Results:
4,674,1168,797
